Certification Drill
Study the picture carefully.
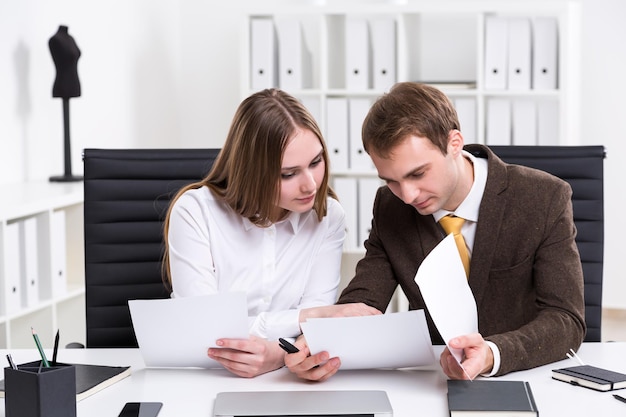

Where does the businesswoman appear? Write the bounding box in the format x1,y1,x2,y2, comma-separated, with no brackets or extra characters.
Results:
162,89,346,378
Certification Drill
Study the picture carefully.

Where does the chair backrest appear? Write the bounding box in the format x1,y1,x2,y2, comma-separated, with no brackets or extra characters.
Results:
486,145,605,342
83,148,220,347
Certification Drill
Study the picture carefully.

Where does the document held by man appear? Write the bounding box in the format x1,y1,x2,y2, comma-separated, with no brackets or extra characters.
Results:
414,233,479,365
301,309,436,370
128,293,249,368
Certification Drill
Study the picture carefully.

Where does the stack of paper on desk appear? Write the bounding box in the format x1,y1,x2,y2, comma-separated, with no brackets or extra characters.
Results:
301,309,436,369
128,293,248,368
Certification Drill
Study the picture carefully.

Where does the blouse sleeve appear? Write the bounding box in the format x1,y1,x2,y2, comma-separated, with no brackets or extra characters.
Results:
168,191,218,297
250,198,346,340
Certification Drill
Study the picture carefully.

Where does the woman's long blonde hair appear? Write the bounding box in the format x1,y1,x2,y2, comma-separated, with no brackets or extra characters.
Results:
162,89,336,290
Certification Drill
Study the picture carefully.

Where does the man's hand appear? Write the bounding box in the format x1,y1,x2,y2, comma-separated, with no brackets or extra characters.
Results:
439,333,494,380
299,303,381,322
208,336,285,378
283,337,341,382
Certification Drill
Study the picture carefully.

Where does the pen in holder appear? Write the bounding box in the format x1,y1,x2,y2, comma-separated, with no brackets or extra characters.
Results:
4,360,76,417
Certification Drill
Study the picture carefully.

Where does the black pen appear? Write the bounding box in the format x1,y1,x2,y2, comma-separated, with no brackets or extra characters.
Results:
52,329,60,365
278,338,300,354
6,354,17,370
614,394,626,404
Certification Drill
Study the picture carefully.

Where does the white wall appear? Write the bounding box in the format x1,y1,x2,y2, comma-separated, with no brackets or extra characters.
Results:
580,0,626,310
1,0,624,308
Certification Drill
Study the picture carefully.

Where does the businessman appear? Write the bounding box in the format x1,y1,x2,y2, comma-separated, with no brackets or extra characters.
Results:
285,82,585,381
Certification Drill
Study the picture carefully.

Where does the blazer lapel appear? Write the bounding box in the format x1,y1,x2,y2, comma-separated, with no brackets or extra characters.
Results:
466,145,509,308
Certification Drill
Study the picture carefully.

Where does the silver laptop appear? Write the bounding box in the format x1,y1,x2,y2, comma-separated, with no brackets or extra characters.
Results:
213,390,393,417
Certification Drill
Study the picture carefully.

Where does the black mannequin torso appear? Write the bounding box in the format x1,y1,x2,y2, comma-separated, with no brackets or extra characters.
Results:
49,25,81,98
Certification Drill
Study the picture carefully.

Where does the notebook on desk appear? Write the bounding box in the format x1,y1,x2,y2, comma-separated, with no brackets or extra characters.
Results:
213,390,393,417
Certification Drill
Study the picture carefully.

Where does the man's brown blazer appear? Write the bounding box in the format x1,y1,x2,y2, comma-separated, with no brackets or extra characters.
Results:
338,144,586,376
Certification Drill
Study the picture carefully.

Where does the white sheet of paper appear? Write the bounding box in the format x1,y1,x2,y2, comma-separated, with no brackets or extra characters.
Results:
414,233,478,364
300,310,435,370
128,293,249,368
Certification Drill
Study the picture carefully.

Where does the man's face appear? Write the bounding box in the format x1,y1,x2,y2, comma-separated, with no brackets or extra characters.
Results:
370,134,466,215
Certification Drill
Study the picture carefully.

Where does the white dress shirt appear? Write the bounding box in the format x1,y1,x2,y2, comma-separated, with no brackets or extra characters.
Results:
168,186,346,341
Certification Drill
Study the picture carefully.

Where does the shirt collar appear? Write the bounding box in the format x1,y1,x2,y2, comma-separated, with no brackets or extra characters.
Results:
433,150,488,223
242,210,308,234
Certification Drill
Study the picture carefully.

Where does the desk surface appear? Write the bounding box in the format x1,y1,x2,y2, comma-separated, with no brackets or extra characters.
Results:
2,343,625,416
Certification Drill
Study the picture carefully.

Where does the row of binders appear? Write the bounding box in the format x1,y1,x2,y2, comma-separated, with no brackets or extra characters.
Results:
452,97,559,145
485,16,559,90
485,98,559,145
251,17,312,92
326,97,376,172
1,212,68,316
333,177,383,252
250,16,397,91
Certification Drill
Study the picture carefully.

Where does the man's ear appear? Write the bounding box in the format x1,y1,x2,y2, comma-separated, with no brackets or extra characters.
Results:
447,129,465,156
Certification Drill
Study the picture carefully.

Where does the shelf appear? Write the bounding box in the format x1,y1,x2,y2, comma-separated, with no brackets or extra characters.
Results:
243,1,580,284
0,181,83,221
0,181,85,348
244,1,580,145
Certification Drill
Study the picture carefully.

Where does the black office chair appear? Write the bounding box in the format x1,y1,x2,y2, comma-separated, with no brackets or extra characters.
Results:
82,148,220,347
485,145,605,342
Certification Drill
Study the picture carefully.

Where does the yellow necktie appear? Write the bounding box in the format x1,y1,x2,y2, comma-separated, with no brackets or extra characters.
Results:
439,215,470,277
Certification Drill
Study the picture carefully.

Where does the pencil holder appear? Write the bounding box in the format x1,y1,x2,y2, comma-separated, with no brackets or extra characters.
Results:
4,360,76,417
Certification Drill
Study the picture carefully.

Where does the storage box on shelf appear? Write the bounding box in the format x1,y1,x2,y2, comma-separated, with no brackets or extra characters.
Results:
0,182,85,349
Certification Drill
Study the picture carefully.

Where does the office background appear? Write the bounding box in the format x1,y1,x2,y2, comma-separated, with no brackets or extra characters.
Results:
1,0,625,311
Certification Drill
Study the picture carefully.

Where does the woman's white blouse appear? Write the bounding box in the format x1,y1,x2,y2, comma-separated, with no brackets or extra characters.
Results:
168,186,346,340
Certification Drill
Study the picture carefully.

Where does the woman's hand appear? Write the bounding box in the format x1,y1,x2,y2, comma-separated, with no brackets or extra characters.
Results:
283,337,341,382
208,336,285,378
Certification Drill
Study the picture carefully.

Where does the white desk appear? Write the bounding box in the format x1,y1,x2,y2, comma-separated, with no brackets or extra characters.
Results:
2,343,625,416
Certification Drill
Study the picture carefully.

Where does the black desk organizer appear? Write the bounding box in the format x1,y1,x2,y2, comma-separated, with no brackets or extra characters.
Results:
4,361,76,417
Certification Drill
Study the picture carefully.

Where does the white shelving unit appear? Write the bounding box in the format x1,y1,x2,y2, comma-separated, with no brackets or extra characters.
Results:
243,0,581,147
245,1,581,297
0,182,85,349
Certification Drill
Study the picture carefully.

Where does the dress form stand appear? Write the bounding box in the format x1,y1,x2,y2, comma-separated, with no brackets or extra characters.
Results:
49,25,83,182
50,97,82,182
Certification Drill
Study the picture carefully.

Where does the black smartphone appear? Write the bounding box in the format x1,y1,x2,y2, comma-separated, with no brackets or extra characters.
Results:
278,337,300,354
118,402,163,417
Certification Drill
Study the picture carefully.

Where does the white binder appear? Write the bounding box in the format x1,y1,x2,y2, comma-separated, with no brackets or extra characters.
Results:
325,97,349,172
333,177,359,251
19,217,40,307
486,98,512,145
370,18,396,91
348,98,374,171
2,221,22,314
537,100,559,145
345,18,371,90
50,210,68,297
484,16,508,90
532,17,558,90
250,18,278,90
358,178,382,250
512,100,537,145
454,98,476,144
507,17,532,90
277,20,312,91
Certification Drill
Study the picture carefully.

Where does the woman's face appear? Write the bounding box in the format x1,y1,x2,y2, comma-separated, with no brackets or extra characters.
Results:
277,127,325,214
